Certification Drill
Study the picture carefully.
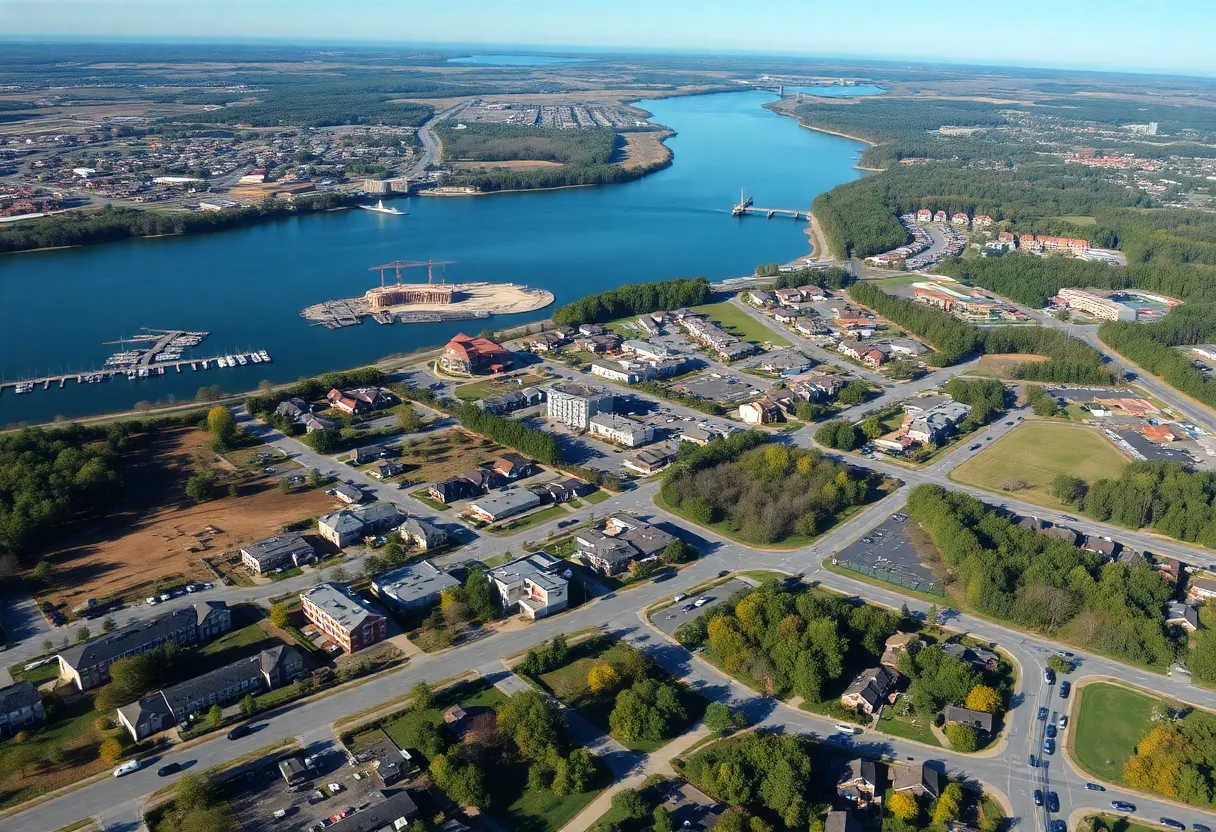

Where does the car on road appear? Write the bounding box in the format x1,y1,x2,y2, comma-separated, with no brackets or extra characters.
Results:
1028,754,1036,767
682,604,695,613
113,760,141,778
969,444,982,451
1043,738,1055,755
1110,801,1136,813
694,596,712,607
1058,715,1068,729
674,593,688,603
718,570,731,578
834,723,858,735
1018,416,1024,421
1044,667,1056,685
1037,707,1049,720
1045,792,1059,813
1005,421,1013,426
227,724,251,741
1045,724,1057,739
1192,824,1212,832
1050,822,1066,832
1085,783,1105,791
157,762,182,777
861,537,874,544
1159,820,1185,831
1059,681,1071,698
1033,790,1043,806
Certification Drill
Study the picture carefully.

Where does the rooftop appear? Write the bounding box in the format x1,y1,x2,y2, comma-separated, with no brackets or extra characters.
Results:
301,583,382,633
59,608,197,671
373,561,462,606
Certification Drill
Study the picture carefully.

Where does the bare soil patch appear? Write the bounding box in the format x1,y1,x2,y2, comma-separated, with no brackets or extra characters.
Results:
452,159,564,171
614,131,673,170
975,353,1048,378
40,428,333,609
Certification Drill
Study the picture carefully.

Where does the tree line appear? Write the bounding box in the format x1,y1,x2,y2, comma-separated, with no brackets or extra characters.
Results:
451,402,561,466
550,277,712,326
906,483,1179,669
1079,460,1216,550
1098,307,1216,409
436,123,617,167
1121,706,1216,807
442,158,672,193
242,368,386,417
0,193,358,255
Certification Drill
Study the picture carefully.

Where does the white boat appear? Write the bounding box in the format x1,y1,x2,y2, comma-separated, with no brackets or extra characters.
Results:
15,382,33,394
259,350,271,362
127,369,137,380
138,368,149,378
250,353,262,364
235,354,248,366
358,199,406,216
224,355,236,366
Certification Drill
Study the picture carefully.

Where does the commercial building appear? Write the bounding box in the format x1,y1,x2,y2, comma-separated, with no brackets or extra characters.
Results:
441,333,511,375
904,400,972,444
371,560,462,613
300,583,388,654
625,447,675,475
366,283,453,309
318,502,402,548
0,681,45,737
1057,288,1137,322
589,413,654,447
468,488,543,523
547,382,614,430
57,604,232,690
240,533,317,574
490,552,569,619
362,177,410,194
118,645,303,740
328,789,420,832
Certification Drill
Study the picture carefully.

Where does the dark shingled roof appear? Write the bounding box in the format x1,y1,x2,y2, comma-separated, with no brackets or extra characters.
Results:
0,681,41,712
58,608,197,671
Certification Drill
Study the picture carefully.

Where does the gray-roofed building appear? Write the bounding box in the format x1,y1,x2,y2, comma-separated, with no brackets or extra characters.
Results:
301,583,388,654
589,413,654,447
331,482,365,505
194,600,232,641
575,516,675,575
327,789,420,832
893,762,943,798
1166,601,1200,632
1082,536,1120,557
240,532,317,574
940,642,1000,671
353,445,395,465
318,502,402,548
58,606,226,691
371,561,462,613
490,552,569,620
826,810,862,832
0,681,45,737
301,413,337,433
841,665,899,715
656,781,724,831
468,488,542,523
1043,525,1080,546
679,425,719,446
837,758,882,807
118,645,303,740
354,736,418,786
428,477,481,504
371,459,406,480
625,447,675,475
944,705,995,735
401,517,448,551
274,397,312,421
761,351,813,376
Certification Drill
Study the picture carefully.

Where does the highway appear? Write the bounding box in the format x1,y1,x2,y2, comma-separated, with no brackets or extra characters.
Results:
6,300,1216,832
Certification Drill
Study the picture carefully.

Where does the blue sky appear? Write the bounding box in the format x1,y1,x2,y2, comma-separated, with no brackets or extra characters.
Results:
2,0,1213,76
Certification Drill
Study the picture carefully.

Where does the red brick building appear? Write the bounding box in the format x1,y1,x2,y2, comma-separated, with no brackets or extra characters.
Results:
440,333,512,375
299,583,387,654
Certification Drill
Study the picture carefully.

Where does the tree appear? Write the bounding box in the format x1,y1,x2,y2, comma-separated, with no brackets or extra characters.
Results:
98,738,123,764
662,538,695,565
933,782,964,824
176,771,219,810
410,680,434,711
185,469,219,503
395,404,422,432
861,415,885,440
41,639,53,654
33,560,56,587
1052,474,1087,505
75,626,90,643
704,701,747,735
608,679,687,743
305,427,341,454
206,704,223,728
497,690,564,760
945,721,979,752
653,805,675,832
270,603,290,629
1047,654,1073,675
814,419,861,451
964,684,1002,714
555,747,597,795
630,559,658,581
206,406,237,447
887,791,919,822
838,381,871,406
101,616,117,634
927,604,940,626
587,662,621,695
429,753,489,808
179,807,240,832
240,694,257,718
610,788,648,821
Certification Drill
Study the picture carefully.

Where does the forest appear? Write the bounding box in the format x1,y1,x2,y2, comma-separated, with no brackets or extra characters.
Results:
680,731,816,830
442,160,668,193
550,276,712,326
659,434,878,545
906,484,1179,669
1099,308,1216,409
1081,460,1216,548
0,193,358,255
437,123,617,166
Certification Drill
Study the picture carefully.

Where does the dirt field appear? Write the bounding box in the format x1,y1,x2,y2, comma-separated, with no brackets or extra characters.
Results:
453,159,563,170
615,131,673,170
40,428,334,609
974,353,1048,378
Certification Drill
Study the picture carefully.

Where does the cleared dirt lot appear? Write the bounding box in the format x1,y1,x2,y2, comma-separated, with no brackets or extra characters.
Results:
41,427,333,609
615,130,673,170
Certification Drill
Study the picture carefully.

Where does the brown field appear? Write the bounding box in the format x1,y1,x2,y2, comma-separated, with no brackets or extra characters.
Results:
974,353,1048,378
39,428,333,609
452,159,564,171
615,131,673,170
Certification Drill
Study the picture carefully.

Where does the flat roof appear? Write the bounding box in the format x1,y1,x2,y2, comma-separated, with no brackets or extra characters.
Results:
300,583,382,633
373,561,462,605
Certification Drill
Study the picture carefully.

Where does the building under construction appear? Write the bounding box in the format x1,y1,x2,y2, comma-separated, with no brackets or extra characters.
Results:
365,283,453,309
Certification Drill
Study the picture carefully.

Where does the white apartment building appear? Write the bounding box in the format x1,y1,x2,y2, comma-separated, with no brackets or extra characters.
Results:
588,413,654,447
547,382,614,430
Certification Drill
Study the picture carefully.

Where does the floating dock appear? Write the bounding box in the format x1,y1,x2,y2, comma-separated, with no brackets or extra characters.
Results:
1,350,271,397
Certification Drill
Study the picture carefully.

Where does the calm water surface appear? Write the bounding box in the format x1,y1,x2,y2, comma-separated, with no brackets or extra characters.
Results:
0,91,866,424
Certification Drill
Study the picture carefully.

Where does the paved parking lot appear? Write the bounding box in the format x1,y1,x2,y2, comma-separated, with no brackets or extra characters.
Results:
227,747,387,832
649,578,751,635
830,513,941,594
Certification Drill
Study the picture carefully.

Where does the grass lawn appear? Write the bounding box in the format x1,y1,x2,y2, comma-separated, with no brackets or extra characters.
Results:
1072,682,1158,784
972,353,1050,379
1052,215,1097,225
0,697,119,810
9,659,60,685
410,490,452,511
487,504,570,536
454,372,548,402
397,429,507,484
584,488,611,505
1085,815,1175,832
876,709,942,747
693,301,791,348
949,422,1129,507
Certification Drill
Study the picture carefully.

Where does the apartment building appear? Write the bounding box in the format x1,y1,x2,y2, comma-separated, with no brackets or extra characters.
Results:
490,552,569,619
300,583,388,654
547,382,614,429
240,533,317,574
588,413,654,447
1057,288,1137,322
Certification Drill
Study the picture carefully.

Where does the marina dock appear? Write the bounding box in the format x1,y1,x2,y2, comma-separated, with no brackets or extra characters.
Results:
731,188,805,219
1,349,271,397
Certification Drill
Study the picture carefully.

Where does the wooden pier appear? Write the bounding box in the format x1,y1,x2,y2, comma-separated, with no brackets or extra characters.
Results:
731,188,805,220
0,350,271,397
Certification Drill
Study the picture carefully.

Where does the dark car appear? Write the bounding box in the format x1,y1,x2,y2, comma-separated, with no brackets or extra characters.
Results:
1059,681,1071,699
1159,820,1185,831
1110,801,1136,813
1028,754,1037,767
1037,706,1049,721
718,570,731,578
157,762,182,777
1085,783,1106,791
1193,824,1212,832
1045,724,1057,739
682,604,695,613
652,573,675,583
1033,790,1043,806
227,724,251,741
1043,738,1055,755
1044,667,1056,685
1051,821,1067,832
1046,792,1059,813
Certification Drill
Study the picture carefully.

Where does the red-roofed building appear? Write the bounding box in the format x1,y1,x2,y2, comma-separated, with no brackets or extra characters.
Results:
441,333,512,375
997,231,1014,243
973,215,994,228
916,209,932,222
951,213,970,227
933,210,947,223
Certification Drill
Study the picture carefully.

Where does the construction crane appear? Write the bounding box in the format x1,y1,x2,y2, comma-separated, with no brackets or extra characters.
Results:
368,259,456,288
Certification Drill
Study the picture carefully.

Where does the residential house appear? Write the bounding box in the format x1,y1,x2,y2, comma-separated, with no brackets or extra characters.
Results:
576,516,676,576
578,323,607,337
573,333,622,353
881,632,922,669
440,333,511,375
1017,515,1045,533
940,643,1000,672
888,338,929,357
626,447,675,475
774,288,804,306
591,361,641,384
916,208,933,222
761,351,813,376
428,477,481,505
538,477,588,503
301,413,337,433
841,665,899,715
623,340,678,362
547,382,614,430
328,386,395,415
118,646,303,740
241,533,317,573
589,413,654,447
327,790,420,832
738,400,781,425
353,736,418,786
837,758,882,807
300,583,388,654
274,397,312,421
58,605,231,691
747,289,773,306
371,561,462,613
951,212,970,227
1043,525,1080,547
371,459,405,480
973,214,994,228
795,317,829,338
1119,549,1145,568
479,387,545,414
468,488,542,523
933,210,947,223
1158,558,1184,586
944,705,995,735
331,482,365,505
523,331,567,353
655,781,725,832
679,425,718,446
491,453,534,481
490,552,569,619
1081,536,1119,558
826,810,862,832
401,517,448,552
0,682,45,737
773,309,802,325
318,502,402,548
1166,601,1199,632
893,762,943,798
904,401,972,444
353,445,395,466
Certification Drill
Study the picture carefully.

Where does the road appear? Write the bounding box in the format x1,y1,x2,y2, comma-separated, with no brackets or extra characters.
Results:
9,300,1216,831
408,101,471,178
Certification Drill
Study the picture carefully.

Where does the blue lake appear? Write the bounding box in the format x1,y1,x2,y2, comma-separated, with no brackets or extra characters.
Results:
0,90,866,425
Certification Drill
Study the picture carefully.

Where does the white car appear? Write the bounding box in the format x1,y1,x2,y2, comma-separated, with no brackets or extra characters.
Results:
693,596,711,608
834,723,858,735
146,597,159,606
674,593,688,603
113,760,141,778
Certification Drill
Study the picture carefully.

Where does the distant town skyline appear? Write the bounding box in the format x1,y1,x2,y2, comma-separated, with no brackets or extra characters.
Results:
1,0,1214,77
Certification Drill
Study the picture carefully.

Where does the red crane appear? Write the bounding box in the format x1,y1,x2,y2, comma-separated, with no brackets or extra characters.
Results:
368,259,456,288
